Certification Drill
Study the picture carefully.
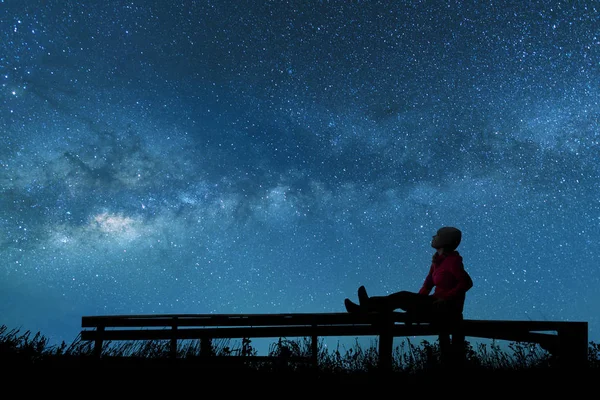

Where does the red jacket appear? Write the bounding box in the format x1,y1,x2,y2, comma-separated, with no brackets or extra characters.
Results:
419,251,473,312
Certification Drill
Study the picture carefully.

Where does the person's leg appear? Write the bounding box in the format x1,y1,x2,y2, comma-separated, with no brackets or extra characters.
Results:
358,286,435,314
344,287,386,313
386,290,435,314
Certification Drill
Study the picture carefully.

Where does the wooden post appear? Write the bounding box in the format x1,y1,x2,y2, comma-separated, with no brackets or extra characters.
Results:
557,322,588,368
439,332,451,366
170,317,178,359
311,326,318,369
200,336,212,357
94,326,104,358
451,331,466,367
437,316,464,368
378,315,394,371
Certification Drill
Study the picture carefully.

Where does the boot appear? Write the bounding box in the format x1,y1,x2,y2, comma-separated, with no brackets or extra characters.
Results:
358,286,391,313
344,298,361,313
358,285,369,306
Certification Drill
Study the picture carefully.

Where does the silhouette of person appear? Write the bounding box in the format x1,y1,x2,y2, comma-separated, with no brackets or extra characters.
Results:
344,227,473,322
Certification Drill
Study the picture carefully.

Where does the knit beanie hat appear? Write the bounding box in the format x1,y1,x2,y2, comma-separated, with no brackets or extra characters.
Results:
431,226,462,250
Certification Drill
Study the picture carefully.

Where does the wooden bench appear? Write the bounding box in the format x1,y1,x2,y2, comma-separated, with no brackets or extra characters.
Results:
80,312,588,369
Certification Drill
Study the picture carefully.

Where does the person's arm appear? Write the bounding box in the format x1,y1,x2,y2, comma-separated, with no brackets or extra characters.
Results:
418,264,435,295
443,257,473,299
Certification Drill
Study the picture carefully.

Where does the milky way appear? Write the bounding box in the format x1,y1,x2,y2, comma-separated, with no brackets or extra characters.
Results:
1,1,599,351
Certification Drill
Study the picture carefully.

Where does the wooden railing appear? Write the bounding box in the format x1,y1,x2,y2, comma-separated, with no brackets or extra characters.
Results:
80,312,589,369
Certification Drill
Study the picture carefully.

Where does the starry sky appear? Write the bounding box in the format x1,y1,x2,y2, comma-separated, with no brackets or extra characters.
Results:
1,1,599,352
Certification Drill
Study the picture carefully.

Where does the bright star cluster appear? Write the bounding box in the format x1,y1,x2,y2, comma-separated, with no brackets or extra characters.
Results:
1,1,599,350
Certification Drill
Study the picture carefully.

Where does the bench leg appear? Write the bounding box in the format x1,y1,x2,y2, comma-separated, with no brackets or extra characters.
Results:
200,337,213,357
170,318,178,359
94,326,104,358
439,331,466,368
378,329,393,371
557,322,588,369
451,332,466,367
439,332,451,366
311,332,318,369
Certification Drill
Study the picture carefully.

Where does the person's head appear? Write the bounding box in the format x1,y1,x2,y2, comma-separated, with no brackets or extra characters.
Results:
431,226,461,252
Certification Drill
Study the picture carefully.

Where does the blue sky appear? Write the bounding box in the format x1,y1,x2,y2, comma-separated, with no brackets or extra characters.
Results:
1,1,599,352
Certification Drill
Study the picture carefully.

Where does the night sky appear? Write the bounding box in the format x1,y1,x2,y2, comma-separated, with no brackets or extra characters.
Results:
2,1,599,352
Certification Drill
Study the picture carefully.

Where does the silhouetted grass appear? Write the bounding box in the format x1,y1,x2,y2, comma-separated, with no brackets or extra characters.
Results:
1,324,598,380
